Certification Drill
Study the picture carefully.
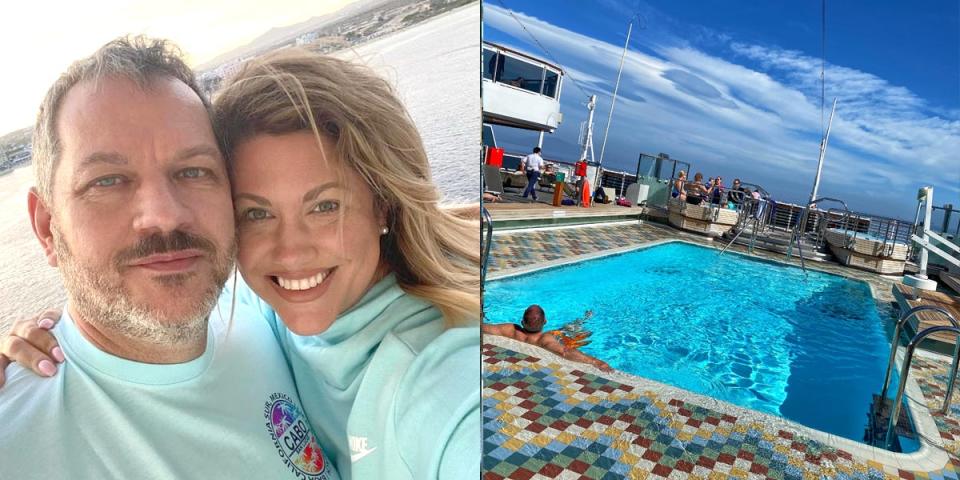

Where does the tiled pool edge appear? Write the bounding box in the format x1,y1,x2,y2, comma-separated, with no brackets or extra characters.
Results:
484,335,953,473
490,235,890,293
487,222,900,305
488,237,676,281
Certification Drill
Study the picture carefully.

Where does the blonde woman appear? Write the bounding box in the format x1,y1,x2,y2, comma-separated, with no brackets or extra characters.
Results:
1,48,480,479
672,170,687,202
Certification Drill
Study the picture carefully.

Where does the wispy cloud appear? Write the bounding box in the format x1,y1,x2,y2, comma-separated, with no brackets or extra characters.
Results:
484,4,959,218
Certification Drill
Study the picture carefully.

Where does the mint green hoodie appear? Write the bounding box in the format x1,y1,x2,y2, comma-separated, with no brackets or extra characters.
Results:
0,292,339,480
236,274,480,479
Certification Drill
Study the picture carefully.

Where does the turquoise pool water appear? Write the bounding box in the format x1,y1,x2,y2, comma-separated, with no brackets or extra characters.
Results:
484,241,903,446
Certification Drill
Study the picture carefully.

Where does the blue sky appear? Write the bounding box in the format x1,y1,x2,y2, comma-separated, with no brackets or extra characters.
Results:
483,0,959,221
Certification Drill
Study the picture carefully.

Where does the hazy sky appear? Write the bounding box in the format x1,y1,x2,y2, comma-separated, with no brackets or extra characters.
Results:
0,0,354,135
484,0,959,220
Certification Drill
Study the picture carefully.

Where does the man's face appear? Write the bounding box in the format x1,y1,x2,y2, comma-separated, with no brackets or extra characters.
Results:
43,76,235,342
522,311,545,332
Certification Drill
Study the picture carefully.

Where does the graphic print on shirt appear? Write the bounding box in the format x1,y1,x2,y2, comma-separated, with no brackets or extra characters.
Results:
348,435,377,463
264,392,333,479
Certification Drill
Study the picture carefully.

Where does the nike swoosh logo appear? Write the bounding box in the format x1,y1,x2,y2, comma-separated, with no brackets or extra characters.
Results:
351,447,377,463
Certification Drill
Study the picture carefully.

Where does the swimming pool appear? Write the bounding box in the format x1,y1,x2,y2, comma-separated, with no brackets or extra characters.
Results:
484,241,904,447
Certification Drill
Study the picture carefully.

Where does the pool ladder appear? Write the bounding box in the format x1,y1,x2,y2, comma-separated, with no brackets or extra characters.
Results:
717,189,772,256
786,197,850,275
872,305,960,450
481,206,493,294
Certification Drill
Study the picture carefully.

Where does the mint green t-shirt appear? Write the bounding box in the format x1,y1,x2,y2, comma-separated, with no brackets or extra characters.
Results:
237,274,481,480
0,293,339,480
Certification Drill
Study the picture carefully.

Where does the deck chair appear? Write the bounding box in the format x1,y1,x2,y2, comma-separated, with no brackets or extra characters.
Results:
502,170,528,190
483,165,504,195
538,172,556,192
601,187,616,204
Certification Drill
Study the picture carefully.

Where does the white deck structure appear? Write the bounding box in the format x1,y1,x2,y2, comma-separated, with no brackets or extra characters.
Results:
482,42,564,132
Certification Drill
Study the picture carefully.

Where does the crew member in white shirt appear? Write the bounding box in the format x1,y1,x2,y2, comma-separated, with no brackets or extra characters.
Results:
520,147,545,201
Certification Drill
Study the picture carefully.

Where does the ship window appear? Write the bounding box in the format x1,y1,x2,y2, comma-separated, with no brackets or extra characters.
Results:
482,48,498,81
543,69,559,98
498,55,544,95
482,124,496,148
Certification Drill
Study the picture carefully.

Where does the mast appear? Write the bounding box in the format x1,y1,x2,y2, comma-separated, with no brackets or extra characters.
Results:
596,17,636,187
579,95,596,164
809,97,837,204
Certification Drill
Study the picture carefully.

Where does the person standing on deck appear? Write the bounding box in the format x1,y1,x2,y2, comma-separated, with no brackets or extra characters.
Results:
520,147,544,201
728,178,746,207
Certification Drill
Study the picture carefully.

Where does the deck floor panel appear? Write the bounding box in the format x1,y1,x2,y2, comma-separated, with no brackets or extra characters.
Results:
894,284,960,345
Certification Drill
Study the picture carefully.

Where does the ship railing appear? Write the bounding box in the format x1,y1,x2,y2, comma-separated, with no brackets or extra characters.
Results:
493,151,694,208
593,154,693,209
910,203,960,266
822,208,914,258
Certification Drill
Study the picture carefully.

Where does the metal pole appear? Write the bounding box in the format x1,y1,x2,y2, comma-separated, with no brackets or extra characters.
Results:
919,187,932,277
943,204,954,235
579,96,596,163
809,98,838,205
597,19,634,185
537,131,544,149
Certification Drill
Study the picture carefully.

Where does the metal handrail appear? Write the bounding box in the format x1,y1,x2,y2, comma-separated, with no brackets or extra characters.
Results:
823,207,851,250
787,197,849,274
845,213,908,252
719,187,770,256
481,206,493,291
885,324,960,449
880,306,960,403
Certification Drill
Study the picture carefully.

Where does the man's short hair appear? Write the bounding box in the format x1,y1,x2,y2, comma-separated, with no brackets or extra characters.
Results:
533,147,541,154
522,304,545,324
32,35,214,205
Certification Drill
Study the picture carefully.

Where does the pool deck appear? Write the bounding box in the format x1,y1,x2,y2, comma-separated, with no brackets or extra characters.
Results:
892,285,960,345
485,197,661,229
483,220,960,479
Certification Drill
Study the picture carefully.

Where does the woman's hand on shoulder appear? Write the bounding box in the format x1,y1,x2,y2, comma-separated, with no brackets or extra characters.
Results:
0,309,64,387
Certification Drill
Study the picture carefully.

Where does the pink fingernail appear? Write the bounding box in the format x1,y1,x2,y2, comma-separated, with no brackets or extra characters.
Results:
38,360,56,377
51,347,64,363
38,318,55,329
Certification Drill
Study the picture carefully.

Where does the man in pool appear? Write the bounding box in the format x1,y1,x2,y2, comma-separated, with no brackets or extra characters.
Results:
0,37,337,479
482,305,611,371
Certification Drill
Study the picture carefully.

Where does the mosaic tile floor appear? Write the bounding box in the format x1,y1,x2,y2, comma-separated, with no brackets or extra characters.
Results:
483,222,958,479
483,339,960,479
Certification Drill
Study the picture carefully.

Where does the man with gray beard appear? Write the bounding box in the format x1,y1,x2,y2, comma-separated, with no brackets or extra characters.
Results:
0,36,338,480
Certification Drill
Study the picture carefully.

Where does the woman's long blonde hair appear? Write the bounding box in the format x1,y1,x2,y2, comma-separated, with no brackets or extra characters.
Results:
213,48,480,327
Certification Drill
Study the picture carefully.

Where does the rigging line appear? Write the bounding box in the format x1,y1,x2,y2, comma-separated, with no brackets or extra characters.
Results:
821,0,826,139
494,0,594,102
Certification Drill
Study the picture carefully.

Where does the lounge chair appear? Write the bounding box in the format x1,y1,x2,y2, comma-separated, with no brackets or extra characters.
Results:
502,170,528,190
538,172,557,192
482,165,504,195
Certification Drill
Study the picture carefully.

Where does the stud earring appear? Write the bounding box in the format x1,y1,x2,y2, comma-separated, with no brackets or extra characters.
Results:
380,226,389,235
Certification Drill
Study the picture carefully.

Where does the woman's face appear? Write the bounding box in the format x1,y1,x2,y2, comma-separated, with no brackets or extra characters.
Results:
231,131,386,335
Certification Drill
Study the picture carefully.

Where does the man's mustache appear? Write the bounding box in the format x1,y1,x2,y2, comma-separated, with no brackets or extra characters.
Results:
114,230,218,268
